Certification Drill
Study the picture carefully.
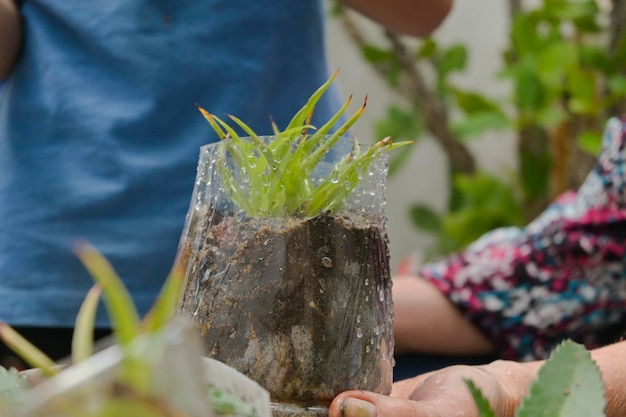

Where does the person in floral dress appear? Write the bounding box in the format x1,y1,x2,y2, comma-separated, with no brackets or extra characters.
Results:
394,117,626,362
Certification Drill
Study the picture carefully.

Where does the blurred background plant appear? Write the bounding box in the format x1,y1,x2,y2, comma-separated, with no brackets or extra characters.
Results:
331,0,626,258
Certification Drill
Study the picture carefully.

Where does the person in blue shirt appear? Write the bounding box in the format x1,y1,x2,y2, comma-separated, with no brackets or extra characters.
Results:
0,0,452,367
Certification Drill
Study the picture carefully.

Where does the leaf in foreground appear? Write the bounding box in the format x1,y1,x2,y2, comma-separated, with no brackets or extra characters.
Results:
0,366,30,409
465,379,497,417
516,340,606,417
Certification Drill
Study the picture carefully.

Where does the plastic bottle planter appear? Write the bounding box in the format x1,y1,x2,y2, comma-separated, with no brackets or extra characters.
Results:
16,318,270,417
176,136,394,417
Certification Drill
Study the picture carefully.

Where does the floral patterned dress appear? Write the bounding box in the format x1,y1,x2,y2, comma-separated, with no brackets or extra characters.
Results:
413,118,626,361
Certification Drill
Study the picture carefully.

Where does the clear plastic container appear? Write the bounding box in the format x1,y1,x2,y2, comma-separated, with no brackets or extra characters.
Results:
176,136,394,417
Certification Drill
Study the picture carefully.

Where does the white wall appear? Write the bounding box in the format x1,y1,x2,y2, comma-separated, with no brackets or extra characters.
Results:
325,0,517,268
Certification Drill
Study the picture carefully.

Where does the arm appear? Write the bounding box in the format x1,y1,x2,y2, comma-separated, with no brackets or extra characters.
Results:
330,341,626,417
393,275,494,355
0,0,22,79
339,0,453,38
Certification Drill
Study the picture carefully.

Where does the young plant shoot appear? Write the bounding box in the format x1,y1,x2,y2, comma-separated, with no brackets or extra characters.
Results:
197,70,412,218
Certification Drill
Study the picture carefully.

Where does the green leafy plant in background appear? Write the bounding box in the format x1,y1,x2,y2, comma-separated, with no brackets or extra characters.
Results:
468,340,606,417
197,70,412,218
334,0,626,257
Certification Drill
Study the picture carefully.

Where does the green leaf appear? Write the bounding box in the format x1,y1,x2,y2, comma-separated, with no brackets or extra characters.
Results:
0,366,29,409
417,38,437,58
510,13,542,56
440,173,525,248
452,111,510,140
72,284,102,364
328,0,345,16
0,324,57,377
453,91,504,115
537,42,578,86
534,106,567,129
517,340,606,417
286,69,339,130
577,131,602,156
408,205,442,233
580,45,613,74
566,67,597,114
465,380,497,417
437,44,467,79
375,104,424,143
75,242,140,347
361,44,394,64
520,131,551,199
514,66,546,110
607,75,626,97
141,266,185,333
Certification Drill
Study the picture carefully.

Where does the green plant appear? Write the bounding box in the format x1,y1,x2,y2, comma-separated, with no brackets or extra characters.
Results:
0,367,28,408
197,70,412,218
334,0,626,257
468,340,606,417
0,244,264,417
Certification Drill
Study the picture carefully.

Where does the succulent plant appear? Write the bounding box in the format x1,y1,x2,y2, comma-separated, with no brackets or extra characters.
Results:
197,70,412,218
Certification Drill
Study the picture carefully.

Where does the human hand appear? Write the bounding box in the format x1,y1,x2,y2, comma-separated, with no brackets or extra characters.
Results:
0,0,22,79
329,360,541,417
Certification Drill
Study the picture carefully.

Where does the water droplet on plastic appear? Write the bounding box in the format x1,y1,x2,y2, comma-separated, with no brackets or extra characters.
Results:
211,342,220,355
379,289,385,301
356,314,361,324
365,345,371,354
356,328,363,338
229,328,237,338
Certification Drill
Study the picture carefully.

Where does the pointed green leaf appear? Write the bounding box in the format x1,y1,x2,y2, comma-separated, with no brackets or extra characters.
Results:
142,266,185,332
0,323,57,377
286,69,339,130
466,379,497,417
409,205,442,233
72,284,102,364
75,243,140,347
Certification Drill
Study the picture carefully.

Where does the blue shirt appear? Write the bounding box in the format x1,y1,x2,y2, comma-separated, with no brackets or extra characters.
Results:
0,0,341,327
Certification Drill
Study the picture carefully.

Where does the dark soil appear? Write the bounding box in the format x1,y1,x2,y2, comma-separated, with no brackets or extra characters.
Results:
177,211,394,409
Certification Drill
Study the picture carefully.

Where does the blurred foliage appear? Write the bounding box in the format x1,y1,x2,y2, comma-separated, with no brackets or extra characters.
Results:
0,245,262,417
335,0,626,258
469,340,606,417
